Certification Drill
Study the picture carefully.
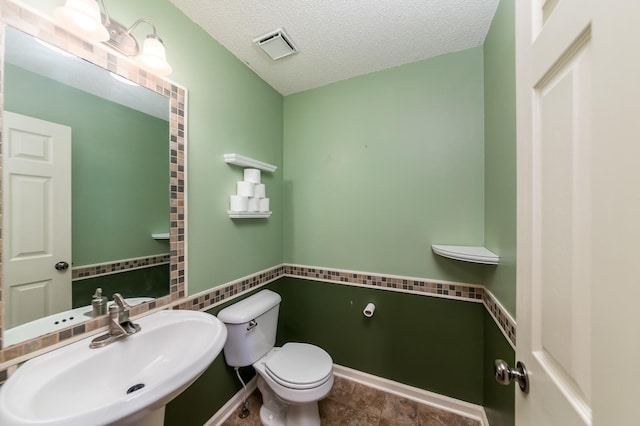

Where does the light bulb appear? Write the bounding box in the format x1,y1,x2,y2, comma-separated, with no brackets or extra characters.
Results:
54,0,109,42
137,35,172,76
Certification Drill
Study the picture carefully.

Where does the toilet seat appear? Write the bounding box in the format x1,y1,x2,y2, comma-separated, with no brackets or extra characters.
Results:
265,343,333,390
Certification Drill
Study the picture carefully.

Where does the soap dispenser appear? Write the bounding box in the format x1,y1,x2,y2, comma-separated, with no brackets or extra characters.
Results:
92,288,108,317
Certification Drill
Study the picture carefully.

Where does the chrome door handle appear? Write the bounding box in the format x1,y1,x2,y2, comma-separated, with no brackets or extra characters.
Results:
495,359,529,393
55,261,70,271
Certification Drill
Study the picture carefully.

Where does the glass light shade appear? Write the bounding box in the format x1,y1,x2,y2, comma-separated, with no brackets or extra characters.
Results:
54,0,109,42
136,35,173,76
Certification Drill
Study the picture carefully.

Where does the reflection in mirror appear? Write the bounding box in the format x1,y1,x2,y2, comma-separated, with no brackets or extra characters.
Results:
1,23,182,348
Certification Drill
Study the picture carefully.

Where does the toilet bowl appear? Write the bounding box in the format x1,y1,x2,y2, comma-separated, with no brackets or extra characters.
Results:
254,344,334,425
217,290,334,426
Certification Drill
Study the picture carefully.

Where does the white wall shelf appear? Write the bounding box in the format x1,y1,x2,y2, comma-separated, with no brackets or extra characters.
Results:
152,233,170,240
228,211,272,219
431,244,499,265
224,153,277,172
225,153,275,219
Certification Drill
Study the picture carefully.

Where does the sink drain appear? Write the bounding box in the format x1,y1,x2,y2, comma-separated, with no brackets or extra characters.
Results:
126,383,145,394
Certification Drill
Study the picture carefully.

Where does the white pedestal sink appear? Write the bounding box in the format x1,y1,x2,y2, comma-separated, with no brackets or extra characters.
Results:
0,310,227,426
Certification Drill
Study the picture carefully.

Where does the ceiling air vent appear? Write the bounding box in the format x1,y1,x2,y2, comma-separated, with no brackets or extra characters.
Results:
254,28,299,61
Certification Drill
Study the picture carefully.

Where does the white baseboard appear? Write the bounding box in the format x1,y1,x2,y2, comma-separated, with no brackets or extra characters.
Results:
332,364,489,426
205,377,258,426
206,365,489,426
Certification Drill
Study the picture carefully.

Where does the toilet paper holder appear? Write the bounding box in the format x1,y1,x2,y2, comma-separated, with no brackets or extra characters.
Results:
363,303,376,318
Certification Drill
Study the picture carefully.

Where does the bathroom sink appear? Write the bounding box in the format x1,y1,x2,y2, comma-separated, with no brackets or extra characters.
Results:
0,310,227,426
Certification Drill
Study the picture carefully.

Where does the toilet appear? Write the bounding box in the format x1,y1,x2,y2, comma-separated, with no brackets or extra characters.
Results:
218,290,333,426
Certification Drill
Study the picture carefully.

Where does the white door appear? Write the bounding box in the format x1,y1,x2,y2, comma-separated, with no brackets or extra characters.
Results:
516,0,640,424
2,111,72,329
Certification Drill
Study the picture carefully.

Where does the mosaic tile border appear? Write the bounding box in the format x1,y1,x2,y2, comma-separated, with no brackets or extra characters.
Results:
171,265,285,312
72,254,171,280
0,263,516,383
0,1,186,365
168,264,515,350
283,264,485,302
483,290,516,349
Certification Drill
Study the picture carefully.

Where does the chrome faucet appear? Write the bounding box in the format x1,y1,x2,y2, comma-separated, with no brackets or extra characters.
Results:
89,293,141,349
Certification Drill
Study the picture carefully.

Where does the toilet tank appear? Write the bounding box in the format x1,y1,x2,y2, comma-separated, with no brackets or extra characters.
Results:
217,290,282,367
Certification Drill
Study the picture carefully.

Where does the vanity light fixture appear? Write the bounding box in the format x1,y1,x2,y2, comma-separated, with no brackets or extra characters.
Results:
54,0,109,42
54,0,173,76
106,18,173,76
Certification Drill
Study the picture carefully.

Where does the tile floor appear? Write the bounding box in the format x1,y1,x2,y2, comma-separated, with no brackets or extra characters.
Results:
222,375,480,425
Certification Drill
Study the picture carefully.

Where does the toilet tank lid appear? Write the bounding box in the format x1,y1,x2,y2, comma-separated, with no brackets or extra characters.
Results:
217,290,282,324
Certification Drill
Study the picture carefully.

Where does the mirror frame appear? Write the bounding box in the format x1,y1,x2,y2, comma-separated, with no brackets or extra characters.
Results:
0,0,187,363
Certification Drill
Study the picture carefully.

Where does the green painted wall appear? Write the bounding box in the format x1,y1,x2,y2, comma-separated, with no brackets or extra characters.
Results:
17,0,284,294
483,310,515,426
165,353,252,426
5,64,169,266
482,0,517,423
483,0,517,316
283,47,486,285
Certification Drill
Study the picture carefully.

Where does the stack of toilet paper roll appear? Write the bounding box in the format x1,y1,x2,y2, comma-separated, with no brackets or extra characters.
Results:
229,168,270,213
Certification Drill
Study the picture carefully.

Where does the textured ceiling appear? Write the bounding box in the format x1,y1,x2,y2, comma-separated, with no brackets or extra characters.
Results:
168,0,499,95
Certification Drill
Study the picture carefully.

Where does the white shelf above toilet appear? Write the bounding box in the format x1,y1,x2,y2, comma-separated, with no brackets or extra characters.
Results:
228,211,272,219
431,244,499,265
225,153,275,219
224,153,277,172
151,233,170,240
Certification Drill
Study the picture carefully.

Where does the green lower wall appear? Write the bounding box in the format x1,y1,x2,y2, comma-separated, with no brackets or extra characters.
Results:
164,355,252,426
71,265,169,308
166,278,515,425
271,278,484,403
483,310,516,426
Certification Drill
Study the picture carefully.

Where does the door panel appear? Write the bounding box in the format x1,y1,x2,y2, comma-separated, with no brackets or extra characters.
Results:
2,111,72,329
8,280,53,328
9,175,50,258
516,0,592,424
535,39,592,405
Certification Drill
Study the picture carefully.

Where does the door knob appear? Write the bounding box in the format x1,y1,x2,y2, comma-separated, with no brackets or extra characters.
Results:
55,261,70,271
495,359,529,393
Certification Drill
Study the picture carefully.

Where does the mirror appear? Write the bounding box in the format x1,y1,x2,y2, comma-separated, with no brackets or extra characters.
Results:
0,3,187,353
